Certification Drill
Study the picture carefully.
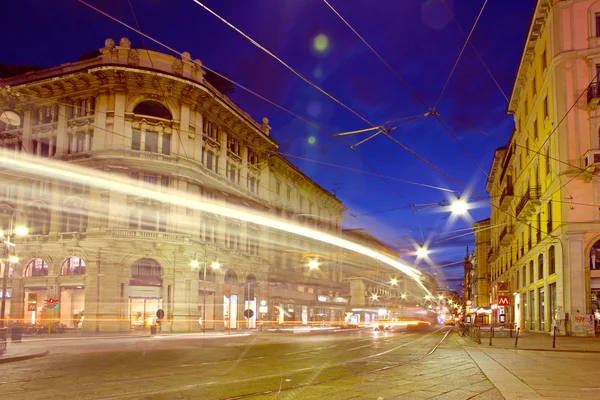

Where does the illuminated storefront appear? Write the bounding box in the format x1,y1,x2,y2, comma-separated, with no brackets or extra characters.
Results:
129,258,162,329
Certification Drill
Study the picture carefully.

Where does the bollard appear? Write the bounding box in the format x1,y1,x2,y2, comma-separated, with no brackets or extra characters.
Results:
552,325,557,348
514,327,520,347
489,325,494,346
509,324,513,338
477,327,481,344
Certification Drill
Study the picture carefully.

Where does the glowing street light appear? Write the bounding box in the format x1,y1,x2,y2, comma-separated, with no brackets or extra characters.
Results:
308,259,319,269
438,295,444,300
14,226,28,236
416,246,429,258
371,294,379,301
401,293,407,299
8,256,19,264
390,278,398,286
425,295,432,301
190,259,200,268
450,198,468,215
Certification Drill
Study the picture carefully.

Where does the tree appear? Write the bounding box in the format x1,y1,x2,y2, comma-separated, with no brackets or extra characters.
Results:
0,63,45,79
204,69,235,95
77,50,101,62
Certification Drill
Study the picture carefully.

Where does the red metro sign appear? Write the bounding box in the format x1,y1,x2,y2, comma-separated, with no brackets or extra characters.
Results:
498,296,510,306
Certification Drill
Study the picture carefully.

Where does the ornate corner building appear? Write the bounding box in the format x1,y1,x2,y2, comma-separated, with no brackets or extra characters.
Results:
0,37,357,332
485,0,600,336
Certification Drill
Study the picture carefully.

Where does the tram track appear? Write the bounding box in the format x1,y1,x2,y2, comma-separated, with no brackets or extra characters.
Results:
0,330,408,399
82,327,451,400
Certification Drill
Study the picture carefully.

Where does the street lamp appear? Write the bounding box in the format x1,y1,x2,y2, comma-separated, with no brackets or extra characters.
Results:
191,250,220,333
1,209,27,328
308,259,319,269
390,278,398,286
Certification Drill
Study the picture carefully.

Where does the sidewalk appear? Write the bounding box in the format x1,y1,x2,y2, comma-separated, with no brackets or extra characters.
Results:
456,334,600,399
466,330,600,352
0,341,49,364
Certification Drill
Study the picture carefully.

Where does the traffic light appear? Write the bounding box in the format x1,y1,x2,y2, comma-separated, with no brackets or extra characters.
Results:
46,298,59,309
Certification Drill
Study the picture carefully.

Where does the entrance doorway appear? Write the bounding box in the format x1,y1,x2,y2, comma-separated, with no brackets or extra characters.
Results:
129,298,162,329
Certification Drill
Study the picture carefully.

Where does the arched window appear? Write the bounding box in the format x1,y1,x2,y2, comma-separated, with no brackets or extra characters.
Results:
25,258,49,277
529,260,534,284
538,253,544,280
224,270,238,285
590,240,600,270
61,256,86,275
133,101,172,120
549,246,556,275
130,258,162,286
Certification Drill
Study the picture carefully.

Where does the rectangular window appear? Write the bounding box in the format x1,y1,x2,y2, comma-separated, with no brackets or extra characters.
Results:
145,132,158,152
75,133,86,153
530,290,535,330
532,77,537,97
525,99,529,115
299,195,304,210
536,213,542,242
596,13,600,37
547,201,553,233
143,175,157,184
517,269,520,288
533,120,538,141
206,121,214,138
549,283,556,317
287,187,292,201
529,262,534,284
538,254,544,280
526,138,529,157
206,151,214,171
162,134,171,155
161,177,169,188
132,129,141,151
248,176,256,193
538,287,545,331
275,181,281,195
543,96,549,120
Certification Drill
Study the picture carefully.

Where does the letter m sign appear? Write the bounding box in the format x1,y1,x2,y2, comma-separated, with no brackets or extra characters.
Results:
498,296,510,306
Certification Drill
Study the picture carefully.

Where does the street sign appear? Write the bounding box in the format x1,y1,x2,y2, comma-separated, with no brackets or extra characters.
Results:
498,283,509,292
28,293,37,302
498,296,510,306
156,309,165,319
244,309,254,319
27,304,37,311
259,305,268,313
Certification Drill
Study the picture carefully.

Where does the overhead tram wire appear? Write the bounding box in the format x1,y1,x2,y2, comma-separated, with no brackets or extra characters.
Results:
433,0,489,110
183,0,434,243
191,0,374,128
321,0,599,236
323,0,499,192
440,0,508,103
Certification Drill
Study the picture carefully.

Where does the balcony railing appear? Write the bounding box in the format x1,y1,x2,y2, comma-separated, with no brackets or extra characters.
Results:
515,186,541,218
499,184,514,210
499,225,514,245
587,82,600,108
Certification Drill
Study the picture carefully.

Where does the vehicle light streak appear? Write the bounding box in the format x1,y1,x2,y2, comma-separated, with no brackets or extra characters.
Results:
0,151,430,294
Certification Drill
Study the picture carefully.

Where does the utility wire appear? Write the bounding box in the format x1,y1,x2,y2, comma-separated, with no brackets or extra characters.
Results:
440,0,508,102
433,0,488,110
322,0,430,111
191,0,375,127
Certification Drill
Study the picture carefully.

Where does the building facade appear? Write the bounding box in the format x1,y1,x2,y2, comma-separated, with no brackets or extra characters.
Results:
487,0,600,336
0,37,349,332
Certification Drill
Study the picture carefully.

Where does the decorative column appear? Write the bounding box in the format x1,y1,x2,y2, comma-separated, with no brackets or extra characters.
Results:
92,90,108,151
55,103,68,156
564,233,592,336
21,108,33,153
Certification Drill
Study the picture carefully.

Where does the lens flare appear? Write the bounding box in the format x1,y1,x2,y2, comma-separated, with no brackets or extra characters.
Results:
313,34,329,53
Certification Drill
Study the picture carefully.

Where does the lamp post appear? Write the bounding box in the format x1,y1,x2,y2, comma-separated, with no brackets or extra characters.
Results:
191,250,220,333
1,210,28,328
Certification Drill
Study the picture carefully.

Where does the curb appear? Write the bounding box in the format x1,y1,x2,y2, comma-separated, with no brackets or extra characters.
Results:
0,350,49,364
510,347,600,354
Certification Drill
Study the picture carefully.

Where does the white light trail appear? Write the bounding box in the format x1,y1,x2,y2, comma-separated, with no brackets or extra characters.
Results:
0,151,431,294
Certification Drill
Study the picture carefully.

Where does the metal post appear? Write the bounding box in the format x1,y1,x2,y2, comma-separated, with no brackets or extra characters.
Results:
552,325,557,348
246,281,250,334
514,327,520,347
0,245,9,328
202,260,207,334
489,324,493,346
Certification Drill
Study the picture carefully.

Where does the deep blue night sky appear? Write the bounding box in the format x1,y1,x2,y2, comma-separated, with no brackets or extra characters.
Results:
2,0,535,291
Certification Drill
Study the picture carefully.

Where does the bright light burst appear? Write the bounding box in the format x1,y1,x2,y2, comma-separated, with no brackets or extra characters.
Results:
313,33,329,53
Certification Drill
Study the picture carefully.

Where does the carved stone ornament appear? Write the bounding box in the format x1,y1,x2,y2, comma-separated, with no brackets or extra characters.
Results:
119,37,131,48
172,59,183,76
105,38,115,49
127,49,140,66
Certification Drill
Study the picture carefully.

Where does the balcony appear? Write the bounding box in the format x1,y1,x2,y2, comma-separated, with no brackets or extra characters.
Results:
499,225,514,245
515,187,541,219
499,184,514,210
587,82,600,108
488,246,500,262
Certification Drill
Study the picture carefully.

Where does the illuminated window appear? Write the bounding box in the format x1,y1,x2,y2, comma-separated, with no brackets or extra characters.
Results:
61,256,86,276
25,258,49,277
